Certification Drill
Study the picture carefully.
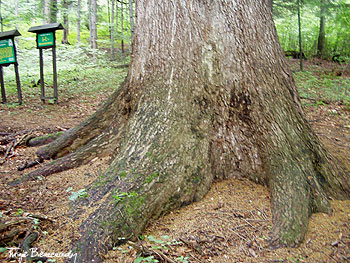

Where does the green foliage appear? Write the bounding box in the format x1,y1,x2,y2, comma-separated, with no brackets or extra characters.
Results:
16,208,24,216
112,191,137,202
134,256,159,263
294,70,350,104
145,173,159,183
1,44,129,102
68,189,88,201
273,0,350,57
133,236,186,263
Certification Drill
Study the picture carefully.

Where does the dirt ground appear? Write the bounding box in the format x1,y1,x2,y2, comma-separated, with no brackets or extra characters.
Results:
0,59,349,263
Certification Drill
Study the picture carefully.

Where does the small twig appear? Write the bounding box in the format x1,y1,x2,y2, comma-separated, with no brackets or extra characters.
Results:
28,214,54,222
320,250,338,263
230,229,247,241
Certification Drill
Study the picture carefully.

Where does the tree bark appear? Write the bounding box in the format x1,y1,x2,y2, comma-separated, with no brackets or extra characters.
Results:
121,1,124,53
297,0,303,71
129,0,134,46
20,1,350,262
317,0,326,58
77,0,81,46
111,0,115,58
89,0,97,49
42,0,50,23
49,0,57,23
15,0,18,30
62,0,69,44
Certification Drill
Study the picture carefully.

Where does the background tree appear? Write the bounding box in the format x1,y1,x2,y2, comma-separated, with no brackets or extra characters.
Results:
297,0,303,70
43,0,50,23
77,0,81,45
128,0,133,45
0,0,3,32
49,0,57,23
110,0,115,58
120,0,124,52
89,0,97,49
317,0,327,58
14,1,349,262
62,0,70,44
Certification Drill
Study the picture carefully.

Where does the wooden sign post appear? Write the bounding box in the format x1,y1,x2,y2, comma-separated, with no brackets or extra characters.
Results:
0,29,22,104
28,23,64,103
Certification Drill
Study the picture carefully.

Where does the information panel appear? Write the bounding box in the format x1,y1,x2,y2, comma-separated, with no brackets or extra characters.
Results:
0,39,16,65
37,32,54,48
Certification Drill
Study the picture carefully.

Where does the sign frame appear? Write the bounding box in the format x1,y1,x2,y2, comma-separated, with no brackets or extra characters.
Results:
37,32,55,49
0,29,22,104
28,23,64,103
0,38,16,65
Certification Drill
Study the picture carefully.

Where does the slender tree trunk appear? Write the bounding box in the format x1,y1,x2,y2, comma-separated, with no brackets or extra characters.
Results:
121,1,124,53
0,0,2,33
62,0,69,44
15,1,349,262
115,0,118,40
317,0,326,58
77,0,81,46
111,0,115,58
43,0,50,23
89,0,97,49
129,0,134,46
15,0,18,30
297,0,303,71
49,0,58,23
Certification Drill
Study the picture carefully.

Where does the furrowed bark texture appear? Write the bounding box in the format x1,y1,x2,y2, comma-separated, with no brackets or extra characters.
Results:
26,1,349,262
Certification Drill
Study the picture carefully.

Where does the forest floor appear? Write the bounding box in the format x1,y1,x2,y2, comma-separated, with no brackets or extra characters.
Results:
0,58,349,263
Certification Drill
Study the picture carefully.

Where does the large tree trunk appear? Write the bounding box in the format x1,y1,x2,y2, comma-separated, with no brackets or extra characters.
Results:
17,1,349,262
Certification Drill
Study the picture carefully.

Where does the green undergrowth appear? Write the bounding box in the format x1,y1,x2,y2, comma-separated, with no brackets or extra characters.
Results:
1,44,130,103
294,69,350,105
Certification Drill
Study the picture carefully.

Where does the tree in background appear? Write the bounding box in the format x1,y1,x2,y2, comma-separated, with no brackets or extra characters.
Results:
273,0,350,59
128,0,133,45
62,0,70,44
0,0,3,32
77,0,81,45
110,0,115,58
49,0,57,23
89,0,97,49
317,0,327,58
120,0,124,52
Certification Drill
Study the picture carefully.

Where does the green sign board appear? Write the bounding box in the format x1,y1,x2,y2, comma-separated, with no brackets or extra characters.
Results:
0,39,16,65
37,32,54,48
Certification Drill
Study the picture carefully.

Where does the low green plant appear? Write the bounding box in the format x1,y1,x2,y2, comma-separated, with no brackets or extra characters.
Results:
68,189,88,201
112,191,137,202
16,208,24,216
134,256,159,263
176,256,189,263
